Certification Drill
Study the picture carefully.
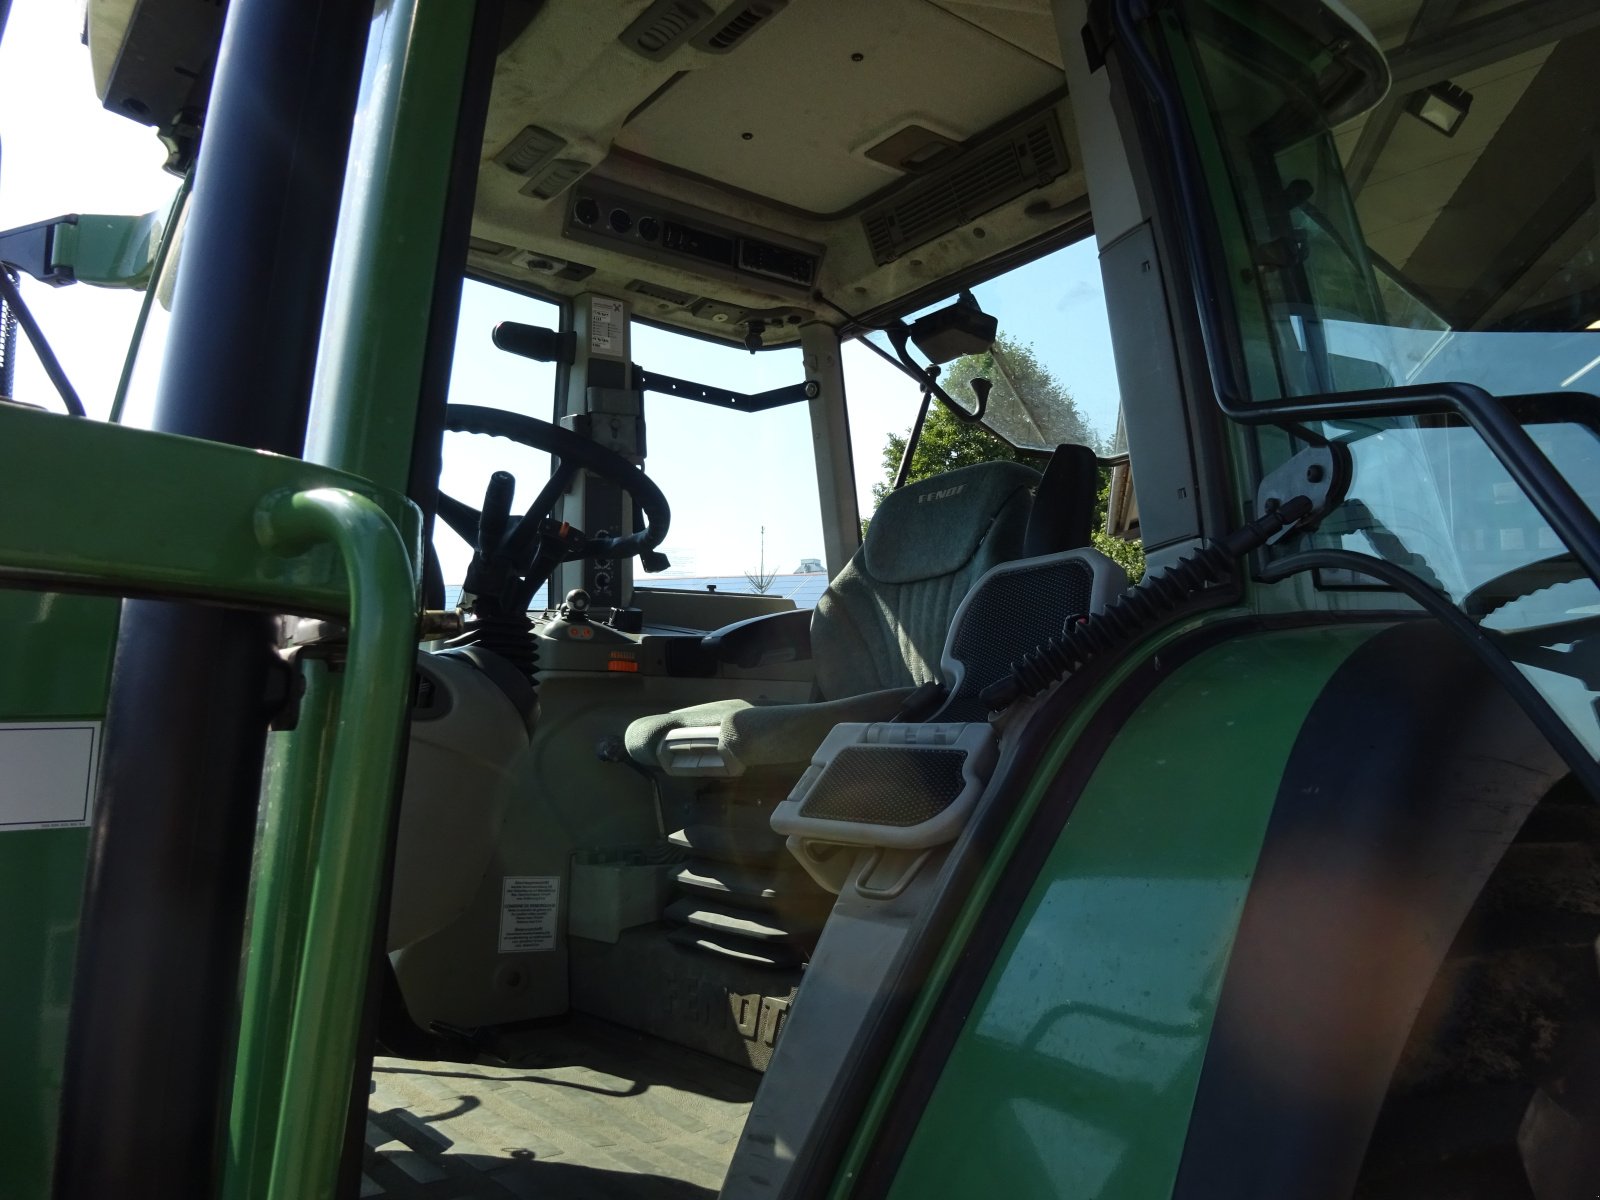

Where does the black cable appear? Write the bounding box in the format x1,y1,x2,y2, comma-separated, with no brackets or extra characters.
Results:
815,290,880,333
0,269,16,399
0,268,85,416
981,496,1314,709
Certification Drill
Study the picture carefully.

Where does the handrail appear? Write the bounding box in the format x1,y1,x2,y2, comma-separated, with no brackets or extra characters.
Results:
248,488,416,1200
0,404,421,613
1235,383,1600,591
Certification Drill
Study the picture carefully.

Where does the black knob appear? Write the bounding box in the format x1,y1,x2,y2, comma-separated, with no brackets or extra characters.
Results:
573,196,599,225
562,588,591,620
637,216,660,241
608,208,633,234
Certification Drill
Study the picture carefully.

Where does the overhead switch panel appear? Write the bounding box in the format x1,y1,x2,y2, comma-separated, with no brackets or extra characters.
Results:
564,182,822,295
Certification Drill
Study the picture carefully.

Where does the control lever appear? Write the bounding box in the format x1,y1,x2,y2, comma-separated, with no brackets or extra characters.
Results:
492,321,575,365
463,471,518,610
477,470,515,560
968,377,992,421
560,588,592,621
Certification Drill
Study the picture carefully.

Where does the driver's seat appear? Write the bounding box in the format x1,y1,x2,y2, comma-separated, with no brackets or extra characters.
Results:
621,459,1047,963
625,458,1043,778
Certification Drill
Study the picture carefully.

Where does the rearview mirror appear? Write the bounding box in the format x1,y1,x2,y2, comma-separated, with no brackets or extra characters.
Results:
908,289,997,364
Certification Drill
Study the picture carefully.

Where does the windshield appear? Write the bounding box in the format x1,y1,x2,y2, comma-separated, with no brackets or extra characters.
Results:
1165,0,1600,770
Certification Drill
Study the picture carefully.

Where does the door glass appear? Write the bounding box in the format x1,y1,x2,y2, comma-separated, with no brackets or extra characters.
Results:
1167,0,1600,770
631,326,827,604
1171,0,1600,405
435,280,561,599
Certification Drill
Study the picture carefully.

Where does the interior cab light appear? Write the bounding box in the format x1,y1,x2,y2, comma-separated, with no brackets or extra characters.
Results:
1406,80,1473,137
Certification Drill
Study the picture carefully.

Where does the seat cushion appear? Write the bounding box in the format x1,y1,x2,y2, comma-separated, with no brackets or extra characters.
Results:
625,688,916,774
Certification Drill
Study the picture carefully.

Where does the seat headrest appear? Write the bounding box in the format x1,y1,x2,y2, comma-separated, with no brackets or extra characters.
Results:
862,460,1040,584
1024,443,1101,556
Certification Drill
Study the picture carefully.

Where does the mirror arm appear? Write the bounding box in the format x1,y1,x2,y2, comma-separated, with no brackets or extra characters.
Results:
0,218,72,284
0,212,162,290
886,322,984,423
893,381,936,490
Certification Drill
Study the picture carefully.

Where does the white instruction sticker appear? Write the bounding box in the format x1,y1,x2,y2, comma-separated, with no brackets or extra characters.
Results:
589,296,627,357
499,875,560,953
0,722,101,832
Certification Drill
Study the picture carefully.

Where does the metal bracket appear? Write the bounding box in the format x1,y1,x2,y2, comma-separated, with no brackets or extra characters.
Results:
0,217,72,285
1256,442,1351,543
634,367,818,413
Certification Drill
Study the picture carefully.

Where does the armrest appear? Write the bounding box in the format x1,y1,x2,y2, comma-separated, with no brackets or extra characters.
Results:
701,608,812,668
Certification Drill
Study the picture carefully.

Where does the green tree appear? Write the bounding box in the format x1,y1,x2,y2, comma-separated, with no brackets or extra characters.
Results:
871,334,1144,580
873,402,1030,510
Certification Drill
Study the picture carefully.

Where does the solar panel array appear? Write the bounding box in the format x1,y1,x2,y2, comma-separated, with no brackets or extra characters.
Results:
442,572,830,615
641,573,830,608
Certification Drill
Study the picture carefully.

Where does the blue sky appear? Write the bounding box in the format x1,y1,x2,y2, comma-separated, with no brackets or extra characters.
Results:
1,0,1123,585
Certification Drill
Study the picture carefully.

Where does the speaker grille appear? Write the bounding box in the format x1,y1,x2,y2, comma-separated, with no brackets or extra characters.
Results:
799,746,968,827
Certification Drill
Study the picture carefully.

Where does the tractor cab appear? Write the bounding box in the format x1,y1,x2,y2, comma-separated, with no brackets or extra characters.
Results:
5,0,1600,1198
376,0,1133,1092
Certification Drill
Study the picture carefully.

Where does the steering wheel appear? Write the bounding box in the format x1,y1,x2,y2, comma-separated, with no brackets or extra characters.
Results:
1460,551,1588,619
437,404,671,614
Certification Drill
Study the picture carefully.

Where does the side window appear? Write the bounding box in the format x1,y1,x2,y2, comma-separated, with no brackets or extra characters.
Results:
435,280,561,594
844,237,1141,576
631,325,828,604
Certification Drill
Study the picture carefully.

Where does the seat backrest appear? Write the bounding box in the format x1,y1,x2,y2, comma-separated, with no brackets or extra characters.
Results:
1022,443,1101,556
930,547,1129,723
811,460,1038,700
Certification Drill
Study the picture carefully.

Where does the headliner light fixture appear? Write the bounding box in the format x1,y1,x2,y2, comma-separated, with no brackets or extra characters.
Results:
1406,81,1473,136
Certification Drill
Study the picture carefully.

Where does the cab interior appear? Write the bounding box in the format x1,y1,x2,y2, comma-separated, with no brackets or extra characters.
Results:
74,0,1600,1196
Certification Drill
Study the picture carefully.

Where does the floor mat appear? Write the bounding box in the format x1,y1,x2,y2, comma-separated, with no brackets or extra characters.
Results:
363,1017,759,1199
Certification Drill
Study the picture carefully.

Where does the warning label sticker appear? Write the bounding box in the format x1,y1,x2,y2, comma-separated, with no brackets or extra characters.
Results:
499,875,560,953
0,722,101,832
589,296,626,357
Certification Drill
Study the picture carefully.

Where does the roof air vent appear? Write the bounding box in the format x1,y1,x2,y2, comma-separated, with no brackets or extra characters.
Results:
619,0,715,61
859,111,1069,266
692,0,788,53
496,125,566,175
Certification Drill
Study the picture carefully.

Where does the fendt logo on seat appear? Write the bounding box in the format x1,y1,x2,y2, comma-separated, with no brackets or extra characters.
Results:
918,484,966,503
